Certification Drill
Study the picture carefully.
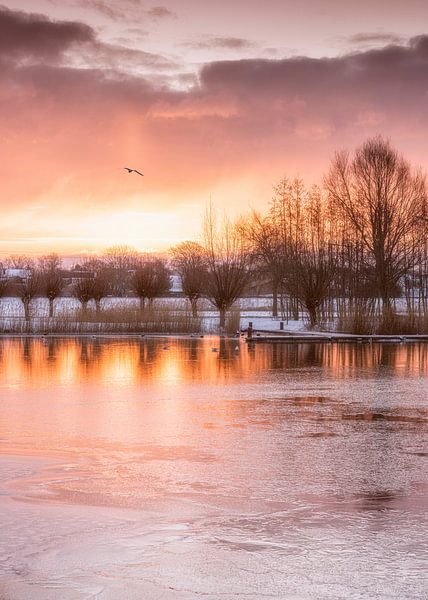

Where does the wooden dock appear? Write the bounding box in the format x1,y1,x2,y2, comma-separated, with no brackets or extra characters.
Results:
245,331,428,344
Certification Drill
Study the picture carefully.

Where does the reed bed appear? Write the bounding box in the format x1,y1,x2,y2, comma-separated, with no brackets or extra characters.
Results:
0,305,202,334
337,303,428,335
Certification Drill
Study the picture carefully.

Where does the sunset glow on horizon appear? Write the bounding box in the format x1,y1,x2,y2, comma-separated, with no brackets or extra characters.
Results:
3,0,428,254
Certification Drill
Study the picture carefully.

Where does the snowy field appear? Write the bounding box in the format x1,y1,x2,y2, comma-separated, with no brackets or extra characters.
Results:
0,295,307,334
0,295,419,335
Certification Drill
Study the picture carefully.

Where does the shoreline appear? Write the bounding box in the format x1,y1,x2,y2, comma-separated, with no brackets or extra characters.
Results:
0,331,427,344
247,332,428,344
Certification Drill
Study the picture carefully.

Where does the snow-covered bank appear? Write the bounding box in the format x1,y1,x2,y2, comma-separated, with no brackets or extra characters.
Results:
0,295,306,334
0,295,426,336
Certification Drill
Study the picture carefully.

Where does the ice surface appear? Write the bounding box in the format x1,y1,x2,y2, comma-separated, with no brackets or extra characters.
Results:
0,337,427,599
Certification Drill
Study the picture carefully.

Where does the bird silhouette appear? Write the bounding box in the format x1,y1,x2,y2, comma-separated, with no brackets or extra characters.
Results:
124,167,144,176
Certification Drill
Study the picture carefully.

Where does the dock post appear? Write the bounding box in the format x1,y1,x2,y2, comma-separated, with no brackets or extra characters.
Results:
247,322,253,339
280,321,284,330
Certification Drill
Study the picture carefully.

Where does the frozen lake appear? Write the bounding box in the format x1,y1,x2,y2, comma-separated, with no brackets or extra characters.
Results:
0,337,427,599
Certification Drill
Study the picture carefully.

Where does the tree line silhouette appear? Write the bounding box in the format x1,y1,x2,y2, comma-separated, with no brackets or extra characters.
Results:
1,136,427,333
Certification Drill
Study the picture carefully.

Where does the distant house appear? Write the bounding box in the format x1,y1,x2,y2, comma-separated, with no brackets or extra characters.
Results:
59,269,96,296
60,269,96,285
4,268,32,282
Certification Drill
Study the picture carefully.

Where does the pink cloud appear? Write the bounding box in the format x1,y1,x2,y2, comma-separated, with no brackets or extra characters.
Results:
1,6,428,250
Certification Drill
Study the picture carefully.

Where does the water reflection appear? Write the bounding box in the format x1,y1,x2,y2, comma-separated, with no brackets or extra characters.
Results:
0,337,426,507
0,337,427,387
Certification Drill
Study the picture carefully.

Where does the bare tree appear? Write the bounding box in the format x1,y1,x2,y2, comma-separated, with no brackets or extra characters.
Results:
102,245,140,296
203,207,252,330
38,253,61,272
0,275,9,317
15,273,41,323
92,273,110,313
325,136,427,315
268,176,310,320
38,253,64,318
72,278,95,315
131,257,171,310
0,276,8,297
5,255,35,270
171,241,208,317
241,211,285,317
280,185,337,327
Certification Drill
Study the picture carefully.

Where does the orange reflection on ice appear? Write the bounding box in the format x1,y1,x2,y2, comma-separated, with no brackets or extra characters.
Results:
0,337,427,390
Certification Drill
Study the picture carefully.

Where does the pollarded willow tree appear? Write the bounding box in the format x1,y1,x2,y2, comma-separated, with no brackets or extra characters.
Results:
38,253,64,318
102,245,141,296
131,257,171,310
325,136,427,316
72,278,95,315
203,206,252,330
15,272,42,323
171,241,208,317
92,273,110,313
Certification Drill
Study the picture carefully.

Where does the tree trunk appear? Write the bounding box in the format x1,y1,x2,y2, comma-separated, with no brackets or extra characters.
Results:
292,298,299,320
49,297,54,318
95,299,101,314
140,297,146,311
272,279,278,318
190,298,198,318
306,302,318,328
219,307,226,330
380,288,393,318
23,299,30,322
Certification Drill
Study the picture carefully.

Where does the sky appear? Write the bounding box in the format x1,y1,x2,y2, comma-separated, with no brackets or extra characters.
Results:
1,0,428,255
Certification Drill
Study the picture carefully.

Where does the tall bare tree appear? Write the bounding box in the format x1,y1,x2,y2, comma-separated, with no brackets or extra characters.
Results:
241,211,285,317
325,136,427,315
285,186,337,327
268,176,309,320
203,207,252,330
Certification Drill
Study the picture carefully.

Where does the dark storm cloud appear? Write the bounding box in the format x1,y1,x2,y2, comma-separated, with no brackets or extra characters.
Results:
0,5,177,71
0,5,95,62
2,5,428,213
3,6,428,144
199,36,428,102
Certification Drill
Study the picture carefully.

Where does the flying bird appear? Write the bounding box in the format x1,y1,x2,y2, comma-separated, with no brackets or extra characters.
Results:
124,167,144,176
